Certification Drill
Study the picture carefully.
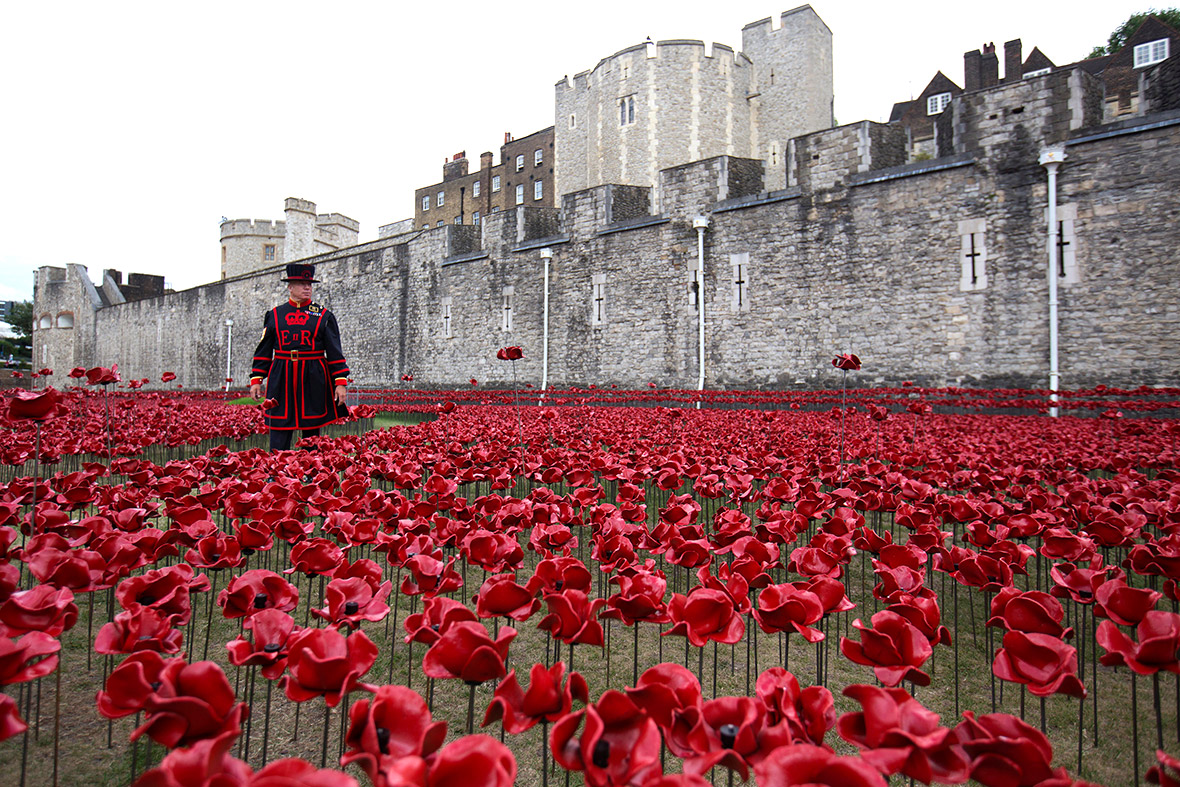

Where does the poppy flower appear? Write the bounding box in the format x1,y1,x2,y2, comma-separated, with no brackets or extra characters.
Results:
85,364,120,385
312,576,392,630
831,354,862,371
342,684,447,784
840,610,932,687
429,735,517,787
116,564,195,625
184,533,245,571
7,387,65,421
992,630,1086,698
286,537,346,576
95,605,184,655
422,620,516,685
97,651,175,719
1093,577,1161,627
755,667,835,747
496,346,524,361
539,589,606,647
404,596,479,645
131,728,251,786
753,583,825,642
401,552,464,597
0,694,25,743
952,712,1056,787
601,571,670,625
1148,749,1180,787
1097,610,1180,675
283,627,379,706
225,609,298,680
986,588,1071,639
483,661,589,733
626,662,703,731
161,372,176,383
68,367,86,379
837,684,969,784
439,401,457,414
672,695,796,780
552,690,662,787
662,587,744,647
0,584,78,638
134,660,247,749
753,743,886,787
475,573,541,622
0,631,60,686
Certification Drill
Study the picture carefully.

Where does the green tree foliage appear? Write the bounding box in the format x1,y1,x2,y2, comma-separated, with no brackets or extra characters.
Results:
2,301,32,362
1087,8,1180,58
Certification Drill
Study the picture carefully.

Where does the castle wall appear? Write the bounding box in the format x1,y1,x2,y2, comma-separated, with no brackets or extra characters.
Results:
35,72,1180,392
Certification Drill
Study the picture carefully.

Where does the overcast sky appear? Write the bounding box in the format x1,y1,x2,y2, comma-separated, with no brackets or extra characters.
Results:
0,0,1152,302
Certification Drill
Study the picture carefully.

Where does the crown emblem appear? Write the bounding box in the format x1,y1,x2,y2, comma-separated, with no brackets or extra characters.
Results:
285,311,310,326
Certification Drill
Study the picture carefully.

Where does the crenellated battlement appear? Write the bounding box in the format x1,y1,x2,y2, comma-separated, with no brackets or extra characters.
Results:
220,219,285,239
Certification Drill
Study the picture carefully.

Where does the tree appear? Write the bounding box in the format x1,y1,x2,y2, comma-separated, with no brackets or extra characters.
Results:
2,301,32,362
1087,8,1180,58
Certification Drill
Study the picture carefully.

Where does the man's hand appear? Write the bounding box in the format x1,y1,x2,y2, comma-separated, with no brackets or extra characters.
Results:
250,383,263,401
335,385,347,406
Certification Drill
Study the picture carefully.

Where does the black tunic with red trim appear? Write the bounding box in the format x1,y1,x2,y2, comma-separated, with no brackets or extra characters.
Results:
250,300,349,430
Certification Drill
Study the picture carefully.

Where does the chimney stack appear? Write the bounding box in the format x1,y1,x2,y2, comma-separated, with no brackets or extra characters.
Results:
480,151,494,170
981,42,999,88
1004,39,1022,82
964,49,982,91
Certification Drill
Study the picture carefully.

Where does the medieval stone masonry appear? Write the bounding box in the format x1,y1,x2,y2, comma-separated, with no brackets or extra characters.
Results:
32,8,1180,392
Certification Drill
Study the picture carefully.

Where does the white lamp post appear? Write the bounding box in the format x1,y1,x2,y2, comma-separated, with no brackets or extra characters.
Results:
224,318,234,393
1039,146,1065,418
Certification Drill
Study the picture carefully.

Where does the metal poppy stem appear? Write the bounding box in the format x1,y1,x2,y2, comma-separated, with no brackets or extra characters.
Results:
541,720,550,787
1132,671,1140,787
1155,671,1164,752
320,701,331,768
633,622,639,687
261,678,273,766
31,421,40,536
52,665,61,787
466,682,477,735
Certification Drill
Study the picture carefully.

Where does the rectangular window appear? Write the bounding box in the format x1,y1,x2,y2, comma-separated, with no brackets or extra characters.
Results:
422,195,430,211
492,175,501,192
436,191,445,207
501,286,514,332
516,154,525,172
263,244,276,261
491,206,499,214
437,220,444,227
927,92,952,116
472,211,480,226
515,184,524,205
619,95,636,126
473,180,481,198
534,180,543,200
1024,67,1051,78
534,149,543,166
1134,38,1170,68
591,274,606,326
441,297,453,338
958,219,987,291
454,216,462,225
687,260,700,307
729,252,750,312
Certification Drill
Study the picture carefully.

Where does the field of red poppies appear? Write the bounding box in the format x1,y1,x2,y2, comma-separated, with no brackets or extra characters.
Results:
1,369,1179,787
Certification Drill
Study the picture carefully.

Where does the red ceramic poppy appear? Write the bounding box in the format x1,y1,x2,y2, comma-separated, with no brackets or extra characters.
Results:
116,564,194,626
753,743,886,787
1097,610,1180,675
285,537,346,576
539,589,606,647
1094,577,1162,627
483,660,589,733
422,620,516,685
832,354,862,371
0,694,25,743
225,609,298,680
161,371,177,383
7,387,65,421
986,587,1071,639
0,630,59,686
184,533,245,571
132,728,251,786
496,346,524,361
837,684,969,784
626,662,704,731
312,576,392,630
95,605,184,655
1148,749,1180,787
134,660,247,749
674,695,796,780
475,573,541,622
992,629,1086,698
404,596,479,646
429,734,517,787
342,684,447,784
68,367,86,379
840,610,932,687
97,651,175,719
754,667,835,747
401,552,464,597
601,571,670,625
282,627,379,706
0,584,78,638
1049,558,1115,605
552,690,662,787
85,365,120,385
753,583,825,642
664,588,744,647
953,711,1056,787
249,758,361,786
217,569,300,621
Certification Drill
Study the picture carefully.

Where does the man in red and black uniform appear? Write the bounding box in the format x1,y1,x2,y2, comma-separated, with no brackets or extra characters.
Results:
249,263,349,450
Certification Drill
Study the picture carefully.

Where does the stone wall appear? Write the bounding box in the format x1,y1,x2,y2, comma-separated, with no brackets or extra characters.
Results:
34,67,1180,392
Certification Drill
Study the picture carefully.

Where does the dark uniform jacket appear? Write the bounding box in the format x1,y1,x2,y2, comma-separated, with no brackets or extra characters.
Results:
250,299,349,430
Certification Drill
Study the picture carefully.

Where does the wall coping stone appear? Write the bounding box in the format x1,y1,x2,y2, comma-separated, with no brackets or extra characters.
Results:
1068,108,1180,146
441,251,490,267
848,152,975,187
596,215,670,236
511,235,572,254
714,187,801,214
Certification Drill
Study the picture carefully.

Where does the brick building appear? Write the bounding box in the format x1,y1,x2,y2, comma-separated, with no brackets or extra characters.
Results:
413,128,555,230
